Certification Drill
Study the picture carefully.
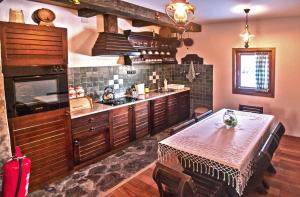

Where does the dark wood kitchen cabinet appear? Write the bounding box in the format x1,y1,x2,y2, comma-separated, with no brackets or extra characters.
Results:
110,106,133,148
0,22,68,66
71,112,110,165
150,97,168,135
178,91,191,121
8,108,72,191
133,101,150,140
167,94,179,126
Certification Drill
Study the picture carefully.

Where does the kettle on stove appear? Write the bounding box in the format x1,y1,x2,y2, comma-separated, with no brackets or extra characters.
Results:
102,87,115,102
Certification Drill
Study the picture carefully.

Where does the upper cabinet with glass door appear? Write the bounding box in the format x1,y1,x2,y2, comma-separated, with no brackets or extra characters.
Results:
232,48,275,97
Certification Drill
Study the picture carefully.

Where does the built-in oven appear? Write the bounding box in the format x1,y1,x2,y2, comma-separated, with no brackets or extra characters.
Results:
3,65,69,118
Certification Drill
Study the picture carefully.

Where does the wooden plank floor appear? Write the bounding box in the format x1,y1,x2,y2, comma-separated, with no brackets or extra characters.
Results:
104,136,300,197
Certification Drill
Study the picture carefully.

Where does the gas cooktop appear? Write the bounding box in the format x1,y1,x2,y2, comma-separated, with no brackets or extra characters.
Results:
98,97,138,106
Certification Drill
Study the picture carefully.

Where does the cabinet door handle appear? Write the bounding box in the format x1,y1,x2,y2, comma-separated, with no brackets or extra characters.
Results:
65,111,70,117
88,118,95,123
74,139,80,146
90,127,96,132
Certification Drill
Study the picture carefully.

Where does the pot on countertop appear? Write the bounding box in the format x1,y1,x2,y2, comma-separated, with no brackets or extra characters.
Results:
102,87,115,102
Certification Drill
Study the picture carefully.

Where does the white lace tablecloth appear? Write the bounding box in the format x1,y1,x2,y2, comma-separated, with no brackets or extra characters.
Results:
158,109,275,196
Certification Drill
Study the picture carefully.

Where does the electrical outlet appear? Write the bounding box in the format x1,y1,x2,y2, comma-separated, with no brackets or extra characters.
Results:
127,70,136,74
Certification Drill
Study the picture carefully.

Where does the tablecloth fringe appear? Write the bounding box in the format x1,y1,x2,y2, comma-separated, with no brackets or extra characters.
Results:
158,143,254,196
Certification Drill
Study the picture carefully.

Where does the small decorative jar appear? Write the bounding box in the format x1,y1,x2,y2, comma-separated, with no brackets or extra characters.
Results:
75,85,85,98
69,86,77,99
223,110,238,128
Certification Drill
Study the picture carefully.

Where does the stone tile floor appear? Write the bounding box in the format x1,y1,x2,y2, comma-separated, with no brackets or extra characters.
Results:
29,130,170,197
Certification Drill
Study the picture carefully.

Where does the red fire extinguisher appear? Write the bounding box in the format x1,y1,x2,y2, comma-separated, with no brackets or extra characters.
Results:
1,146,31,197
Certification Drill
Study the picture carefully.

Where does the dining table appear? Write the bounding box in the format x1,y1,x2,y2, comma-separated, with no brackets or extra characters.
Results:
158,108,276,196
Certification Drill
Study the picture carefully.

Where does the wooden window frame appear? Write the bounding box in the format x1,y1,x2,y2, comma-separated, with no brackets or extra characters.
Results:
232,48,276,98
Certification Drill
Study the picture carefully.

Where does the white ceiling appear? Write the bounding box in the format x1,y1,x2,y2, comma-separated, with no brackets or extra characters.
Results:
123,0,300,24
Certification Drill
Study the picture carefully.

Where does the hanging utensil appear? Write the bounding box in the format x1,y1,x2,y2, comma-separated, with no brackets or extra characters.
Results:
184,32,194,47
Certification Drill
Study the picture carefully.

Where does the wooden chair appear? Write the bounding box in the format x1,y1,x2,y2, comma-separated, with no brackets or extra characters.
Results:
271,122,286,142
170,119,196,135
153,162,225,197
238,104,263,114
195,110,213,122
194,107,209,117
153,162,194,197
183,169,226,197
267,122,285,174
244,134,279,195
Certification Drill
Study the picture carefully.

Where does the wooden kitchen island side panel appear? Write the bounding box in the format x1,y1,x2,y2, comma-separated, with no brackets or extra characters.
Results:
8,108,73,191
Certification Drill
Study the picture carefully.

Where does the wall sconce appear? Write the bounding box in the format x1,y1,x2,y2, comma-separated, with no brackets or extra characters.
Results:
165,0,195,32
240,9,254,48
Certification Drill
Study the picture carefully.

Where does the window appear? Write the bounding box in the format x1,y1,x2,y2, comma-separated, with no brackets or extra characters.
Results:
232,48,275,97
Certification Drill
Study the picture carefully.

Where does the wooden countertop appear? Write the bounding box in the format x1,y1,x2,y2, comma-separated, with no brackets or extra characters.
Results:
71,88,190,119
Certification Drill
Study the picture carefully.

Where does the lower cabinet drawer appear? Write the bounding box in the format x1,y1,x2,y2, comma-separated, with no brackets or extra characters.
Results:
73,127,110,165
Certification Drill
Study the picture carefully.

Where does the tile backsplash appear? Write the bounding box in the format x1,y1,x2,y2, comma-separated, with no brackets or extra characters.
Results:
68,63,213,111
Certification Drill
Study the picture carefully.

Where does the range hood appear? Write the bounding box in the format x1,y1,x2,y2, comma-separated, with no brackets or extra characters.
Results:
92,14,139,56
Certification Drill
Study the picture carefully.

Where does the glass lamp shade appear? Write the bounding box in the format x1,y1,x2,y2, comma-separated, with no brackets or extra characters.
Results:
166,0,195,30
70,0,80,5
240,26,254,48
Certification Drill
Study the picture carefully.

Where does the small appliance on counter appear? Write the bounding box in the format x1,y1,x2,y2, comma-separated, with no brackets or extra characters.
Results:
135,83,145,95
102,86,115,103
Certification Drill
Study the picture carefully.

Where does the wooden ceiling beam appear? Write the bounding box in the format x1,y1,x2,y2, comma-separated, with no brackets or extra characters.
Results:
28,0,201,32
78,8,100,17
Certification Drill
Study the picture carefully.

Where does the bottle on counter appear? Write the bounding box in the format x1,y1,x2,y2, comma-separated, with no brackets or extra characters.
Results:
164,79,168,91
144,86,150,94
75,85,85,98
69,85,77,99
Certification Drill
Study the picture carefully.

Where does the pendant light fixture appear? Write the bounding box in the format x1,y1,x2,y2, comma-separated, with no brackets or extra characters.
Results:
70,0,80,5
240,9,254,48
165,0,195,32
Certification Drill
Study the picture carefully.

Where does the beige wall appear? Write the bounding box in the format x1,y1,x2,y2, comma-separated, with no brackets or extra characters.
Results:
0,0,160,67
177,17,300,137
